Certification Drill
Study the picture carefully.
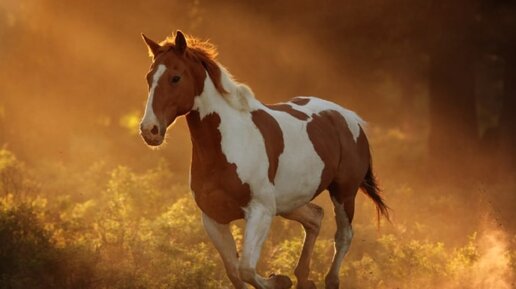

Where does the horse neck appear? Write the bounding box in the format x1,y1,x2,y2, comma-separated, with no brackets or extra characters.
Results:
193,70,236,118
186,68,249,151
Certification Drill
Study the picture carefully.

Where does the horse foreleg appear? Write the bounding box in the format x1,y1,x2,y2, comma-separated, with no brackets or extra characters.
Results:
239,201,292,289
202,213,248,289
324,196,354,289
280,203,324,289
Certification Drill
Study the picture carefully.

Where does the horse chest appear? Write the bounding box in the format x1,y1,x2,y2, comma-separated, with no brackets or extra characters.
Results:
188,110,269,224
190,163,251,224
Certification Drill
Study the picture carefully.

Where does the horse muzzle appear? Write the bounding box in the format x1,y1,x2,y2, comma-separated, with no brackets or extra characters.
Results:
140,123,165,147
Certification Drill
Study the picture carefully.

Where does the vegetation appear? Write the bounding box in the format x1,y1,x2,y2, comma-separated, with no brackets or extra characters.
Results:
0,149,513,289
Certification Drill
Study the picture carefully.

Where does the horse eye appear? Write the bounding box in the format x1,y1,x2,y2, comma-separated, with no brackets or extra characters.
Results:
171,75,181,84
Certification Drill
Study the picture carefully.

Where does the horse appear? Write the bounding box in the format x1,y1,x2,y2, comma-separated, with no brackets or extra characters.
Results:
139,31,389,289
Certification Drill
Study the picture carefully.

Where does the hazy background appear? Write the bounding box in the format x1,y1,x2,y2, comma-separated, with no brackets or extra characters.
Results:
0,1,514,288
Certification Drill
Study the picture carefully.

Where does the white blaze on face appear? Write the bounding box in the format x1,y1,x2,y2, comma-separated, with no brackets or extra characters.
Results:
141,64,167,130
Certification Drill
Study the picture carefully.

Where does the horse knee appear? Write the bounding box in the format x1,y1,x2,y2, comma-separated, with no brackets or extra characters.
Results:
308,203,324,219
311,204,324,223
304,219,321,234
304,204,324,234
225,264,243,284
239,266,255,283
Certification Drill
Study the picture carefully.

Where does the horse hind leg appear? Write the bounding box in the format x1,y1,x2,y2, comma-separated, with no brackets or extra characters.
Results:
325,184,357,289
280,203,324,289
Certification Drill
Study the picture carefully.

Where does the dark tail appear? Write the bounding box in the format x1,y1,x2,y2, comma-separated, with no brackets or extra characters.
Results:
360,162,390,227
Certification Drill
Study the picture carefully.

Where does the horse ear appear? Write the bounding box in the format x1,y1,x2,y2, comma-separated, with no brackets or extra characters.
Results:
141,33,161,58
175,30,187,54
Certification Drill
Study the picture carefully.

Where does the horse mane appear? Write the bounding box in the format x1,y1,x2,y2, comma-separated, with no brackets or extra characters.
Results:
157,32,254,111
159,33,226,94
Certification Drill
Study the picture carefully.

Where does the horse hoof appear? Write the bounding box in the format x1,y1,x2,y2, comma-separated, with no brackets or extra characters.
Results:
268,274,293,289
297,279,317,289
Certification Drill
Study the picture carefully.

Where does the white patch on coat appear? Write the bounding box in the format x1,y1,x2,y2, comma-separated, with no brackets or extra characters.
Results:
261,106,325,212
192,69,275,213
193,64,252,118
141,64,166,129
289,97,365,142
239,200,273,273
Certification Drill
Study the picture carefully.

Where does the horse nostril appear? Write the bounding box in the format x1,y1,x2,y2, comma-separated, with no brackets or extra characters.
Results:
151,125,159,135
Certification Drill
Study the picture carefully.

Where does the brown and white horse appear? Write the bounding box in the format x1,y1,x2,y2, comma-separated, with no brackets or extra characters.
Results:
139,31,389,289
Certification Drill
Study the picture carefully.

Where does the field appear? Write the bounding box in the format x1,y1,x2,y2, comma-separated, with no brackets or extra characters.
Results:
0,126,514,288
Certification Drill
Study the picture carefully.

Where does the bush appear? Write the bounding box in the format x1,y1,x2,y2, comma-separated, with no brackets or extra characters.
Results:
0,148,514,289
0,204,97,289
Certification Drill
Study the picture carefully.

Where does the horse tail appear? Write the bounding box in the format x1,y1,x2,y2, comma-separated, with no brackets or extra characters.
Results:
360,161,390,227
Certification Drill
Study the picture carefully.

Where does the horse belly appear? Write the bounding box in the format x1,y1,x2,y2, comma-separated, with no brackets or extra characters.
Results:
272,124,325,213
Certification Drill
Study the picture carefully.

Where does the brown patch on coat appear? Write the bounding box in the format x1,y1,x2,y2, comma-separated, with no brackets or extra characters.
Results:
291,97,310,106
267,104,309,120
306,110,370,202
251,110,284,184
306,111,342,197
186,110,252,224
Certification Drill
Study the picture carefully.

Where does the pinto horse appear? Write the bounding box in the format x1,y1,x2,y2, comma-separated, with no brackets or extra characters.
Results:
139,31,389,289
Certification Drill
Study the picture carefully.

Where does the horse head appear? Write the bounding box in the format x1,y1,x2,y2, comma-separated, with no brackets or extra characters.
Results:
139,31,206,146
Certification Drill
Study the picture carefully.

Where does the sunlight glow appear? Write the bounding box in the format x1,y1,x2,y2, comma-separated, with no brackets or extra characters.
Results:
119,112,141,135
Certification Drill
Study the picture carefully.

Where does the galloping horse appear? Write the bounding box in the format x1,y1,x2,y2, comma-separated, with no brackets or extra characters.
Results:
139,31,389,289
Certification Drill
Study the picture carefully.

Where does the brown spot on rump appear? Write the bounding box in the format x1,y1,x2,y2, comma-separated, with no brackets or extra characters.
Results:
267,104,309,120
306,110,370,201
291,97,310,106
186,110,252,224
306,111,341,198
251,110,284,184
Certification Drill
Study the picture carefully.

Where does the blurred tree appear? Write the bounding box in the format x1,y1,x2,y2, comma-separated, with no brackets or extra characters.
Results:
426,2,481,178
499,52,516,170
471,0,516,173
497,3,516,171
